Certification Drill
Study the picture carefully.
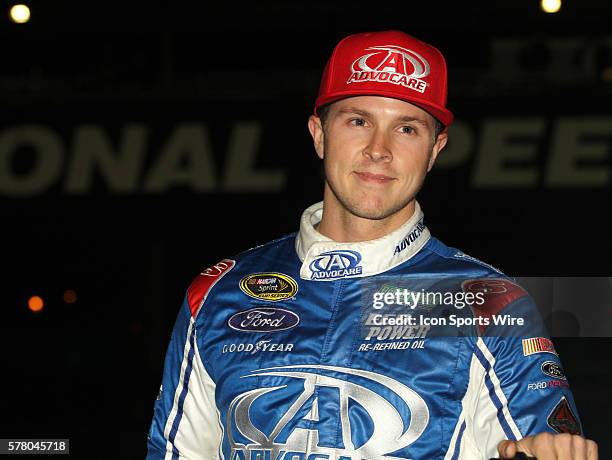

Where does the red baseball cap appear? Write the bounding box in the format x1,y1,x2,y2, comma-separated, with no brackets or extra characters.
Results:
315,30,454,126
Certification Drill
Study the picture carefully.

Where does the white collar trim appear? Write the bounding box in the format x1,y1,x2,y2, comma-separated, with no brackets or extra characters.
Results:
295,201,431,281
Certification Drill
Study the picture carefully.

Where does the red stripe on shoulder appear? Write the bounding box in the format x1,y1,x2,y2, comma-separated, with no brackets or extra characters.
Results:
462,278,529,333
187,259,235,318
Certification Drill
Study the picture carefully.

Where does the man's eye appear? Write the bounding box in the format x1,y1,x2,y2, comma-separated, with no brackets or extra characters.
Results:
350,118,366,127
401,126,415,134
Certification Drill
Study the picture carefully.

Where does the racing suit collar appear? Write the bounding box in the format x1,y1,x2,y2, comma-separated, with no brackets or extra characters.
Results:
296,201,431,281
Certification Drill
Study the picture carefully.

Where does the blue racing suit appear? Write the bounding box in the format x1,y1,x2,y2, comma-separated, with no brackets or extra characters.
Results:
146,201,581,460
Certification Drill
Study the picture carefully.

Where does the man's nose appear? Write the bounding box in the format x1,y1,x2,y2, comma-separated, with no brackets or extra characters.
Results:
363,129,392,162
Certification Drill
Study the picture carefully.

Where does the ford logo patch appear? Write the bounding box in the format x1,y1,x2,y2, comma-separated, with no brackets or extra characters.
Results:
541,361,566,380
228,307,300,333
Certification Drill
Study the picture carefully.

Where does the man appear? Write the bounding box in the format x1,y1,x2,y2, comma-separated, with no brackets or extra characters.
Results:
147,30,598,460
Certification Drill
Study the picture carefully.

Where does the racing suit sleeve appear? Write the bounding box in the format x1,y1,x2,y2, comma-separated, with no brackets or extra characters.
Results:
146,293,222,460
451,280,582,459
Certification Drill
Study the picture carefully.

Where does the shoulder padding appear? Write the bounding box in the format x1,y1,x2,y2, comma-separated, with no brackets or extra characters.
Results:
187,259,235,318
462,278,529,333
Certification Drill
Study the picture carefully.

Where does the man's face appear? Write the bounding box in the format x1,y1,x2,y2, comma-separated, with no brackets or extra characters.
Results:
308,96,448,221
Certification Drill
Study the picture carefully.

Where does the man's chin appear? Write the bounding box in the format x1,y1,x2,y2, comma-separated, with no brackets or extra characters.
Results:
345,203,399,221
326,183,414,221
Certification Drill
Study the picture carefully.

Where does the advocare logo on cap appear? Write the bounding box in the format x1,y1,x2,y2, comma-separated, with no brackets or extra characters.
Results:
347,45,431,94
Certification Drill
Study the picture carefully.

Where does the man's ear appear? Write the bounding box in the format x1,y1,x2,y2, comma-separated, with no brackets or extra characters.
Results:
308,115,325,159
427,130,448,172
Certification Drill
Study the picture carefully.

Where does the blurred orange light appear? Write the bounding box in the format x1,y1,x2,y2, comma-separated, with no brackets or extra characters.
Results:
28,295,44,312
63,289,78,304
601,67,612,82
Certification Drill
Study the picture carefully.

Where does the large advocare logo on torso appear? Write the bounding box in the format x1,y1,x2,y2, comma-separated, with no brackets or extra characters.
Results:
347,45,431,94
226,365,429,460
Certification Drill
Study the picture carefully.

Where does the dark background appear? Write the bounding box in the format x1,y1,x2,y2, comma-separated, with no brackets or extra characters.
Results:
1,0,611,458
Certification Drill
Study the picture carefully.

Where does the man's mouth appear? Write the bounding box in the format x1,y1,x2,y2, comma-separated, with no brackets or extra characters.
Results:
354,171,395,184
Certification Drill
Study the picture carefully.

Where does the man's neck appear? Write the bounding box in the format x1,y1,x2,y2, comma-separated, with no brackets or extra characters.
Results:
316,193,416,243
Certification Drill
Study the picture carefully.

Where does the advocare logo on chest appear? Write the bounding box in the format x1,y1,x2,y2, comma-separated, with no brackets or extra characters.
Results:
309,250,363,280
